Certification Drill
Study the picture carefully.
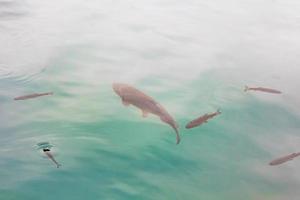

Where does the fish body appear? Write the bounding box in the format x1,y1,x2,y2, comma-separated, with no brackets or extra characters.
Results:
244,86,281,94
185,109,221,129
269,152,300,166
44,149,61,168
14,92,53,100
112,83,180,144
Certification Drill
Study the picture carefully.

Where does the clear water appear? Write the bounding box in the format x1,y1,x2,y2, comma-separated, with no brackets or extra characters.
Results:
1,0,300,199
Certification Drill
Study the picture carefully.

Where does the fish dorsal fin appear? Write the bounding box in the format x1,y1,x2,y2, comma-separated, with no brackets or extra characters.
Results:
122,99,130,106
142,110,149,118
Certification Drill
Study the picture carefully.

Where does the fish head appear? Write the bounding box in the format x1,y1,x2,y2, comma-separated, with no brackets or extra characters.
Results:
269,161,276,166
185,122,193,129
112,83,126,97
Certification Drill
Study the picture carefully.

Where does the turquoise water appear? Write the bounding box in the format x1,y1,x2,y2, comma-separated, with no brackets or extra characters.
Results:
1,0,300,199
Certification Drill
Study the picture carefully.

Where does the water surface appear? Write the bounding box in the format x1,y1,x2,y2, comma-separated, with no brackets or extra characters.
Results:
1,0,300,199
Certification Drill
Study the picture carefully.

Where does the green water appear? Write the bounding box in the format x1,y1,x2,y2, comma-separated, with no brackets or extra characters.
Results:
1,0,300,199
1,63,300,199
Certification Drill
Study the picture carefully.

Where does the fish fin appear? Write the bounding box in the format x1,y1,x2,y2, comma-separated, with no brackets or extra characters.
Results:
57,164,62,168
244,85,249,92
142,110,148,118
204,120,208,123
176,132,180,144
122,99,130,106
217,109,221,114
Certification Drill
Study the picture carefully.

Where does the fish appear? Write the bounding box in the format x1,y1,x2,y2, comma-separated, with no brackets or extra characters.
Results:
185,109,221,129
112,83,180,144
14,92,53,100
269,152,300,166
244,86,282,94
43,149,61,168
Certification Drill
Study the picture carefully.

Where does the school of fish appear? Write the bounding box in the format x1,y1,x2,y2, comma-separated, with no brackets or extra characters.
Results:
13,83,298,168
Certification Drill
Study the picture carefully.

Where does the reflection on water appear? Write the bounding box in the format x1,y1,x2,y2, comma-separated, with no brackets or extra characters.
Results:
1,0,300,199
36,142,53,150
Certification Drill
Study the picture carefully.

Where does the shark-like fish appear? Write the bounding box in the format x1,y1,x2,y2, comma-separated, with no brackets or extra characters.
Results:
112,83,180,144
185,109,221,129
14,92,53,100
269,152,300,166
244,86,282,94
43,149,61,168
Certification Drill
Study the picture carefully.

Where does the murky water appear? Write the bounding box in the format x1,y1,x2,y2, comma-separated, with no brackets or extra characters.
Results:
1,0,300,199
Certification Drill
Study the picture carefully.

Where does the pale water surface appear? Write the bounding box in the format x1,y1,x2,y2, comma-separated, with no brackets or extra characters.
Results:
1,0,300,199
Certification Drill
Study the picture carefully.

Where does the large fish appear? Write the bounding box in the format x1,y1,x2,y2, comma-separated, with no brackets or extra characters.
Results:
43,149,61,168
185,109,221,129
244,86,282,94
269,152,300,166
112,83,180,144
14,92,53,100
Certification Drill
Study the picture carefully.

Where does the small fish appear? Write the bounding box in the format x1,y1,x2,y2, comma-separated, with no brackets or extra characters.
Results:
113,83,180,144
269,152,300,166
43,149,61,168
185,109,221,129
14,92,53,100
244,86,282,94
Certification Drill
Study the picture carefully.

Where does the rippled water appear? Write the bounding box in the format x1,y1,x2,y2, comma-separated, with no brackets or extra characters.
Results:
1,0,300,199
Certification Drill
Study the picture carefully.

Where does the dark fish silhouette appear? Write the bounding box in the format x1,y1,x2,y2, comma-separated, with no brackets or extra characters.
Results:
185,109,221,129
113,83,180,144
43,149,61,168
269,152,300,166
244,86,282,94
14,92,53,100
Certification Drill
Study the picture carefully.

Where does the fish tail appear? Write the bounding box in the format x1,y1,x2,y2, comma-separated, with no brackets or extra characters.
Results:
171,124,180,144
175,129,181,145
217,109,221,114
244,85,249,92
